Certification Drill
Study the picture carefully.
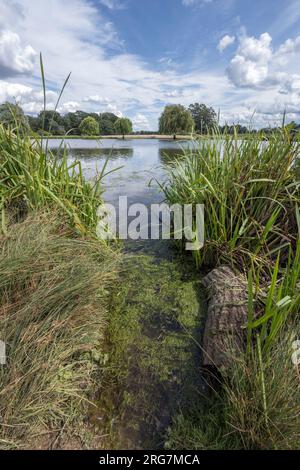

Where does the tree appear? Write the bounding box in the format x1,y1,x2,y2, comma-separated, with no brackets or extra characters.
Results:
79,116,100,136
114,117,132,139
34,110,66,135
159,105,194,139
62,111,88,135
0,102,29,132
99,112,118,135
188,103,217,134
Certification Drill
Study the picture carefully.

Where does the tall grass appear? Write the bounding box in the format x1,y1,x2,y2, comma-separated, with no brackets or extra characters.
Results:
0,213,119,449
247,227,300,355
0,124,104,236
162,129,300,270
163,129,300,450
168,327,300,450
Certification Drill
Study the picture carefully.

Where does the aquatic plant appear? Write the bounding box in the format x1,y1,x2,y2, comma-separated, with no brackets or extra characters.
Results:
162,128,300,271
0,123,104,237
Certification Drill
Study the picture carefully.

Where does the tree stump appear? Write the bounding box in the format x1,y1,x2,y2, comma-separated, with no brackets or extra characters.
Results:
201,265,249,370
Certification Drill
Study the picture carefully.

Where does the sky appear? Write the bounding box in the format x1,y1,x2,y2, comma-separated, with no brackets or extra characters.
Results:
0,0,300,130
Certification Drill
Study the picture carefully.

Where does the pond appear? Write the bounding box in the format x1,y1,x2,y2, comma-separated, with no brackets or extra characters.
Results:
48,138,190,207
48,137,205,449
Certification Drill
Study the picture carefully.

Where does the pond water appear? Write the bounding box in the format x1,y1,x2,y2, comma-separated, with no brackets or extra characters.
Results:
48,138,190,207
48,138,205,449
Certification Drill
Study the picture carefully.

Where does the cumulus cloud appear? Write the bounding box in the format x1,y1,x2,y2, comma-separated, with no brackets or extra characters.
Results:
218,34,235,52
226,31,300,94
132,113,150,131
58,101,81,113
0,30,36,78
227,33,272,88
0,81,57,113
1,0,300,128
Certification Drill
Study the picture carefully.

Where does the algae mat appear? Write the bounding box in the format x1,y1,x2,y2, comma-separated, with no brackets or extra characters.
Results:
100,247,206,449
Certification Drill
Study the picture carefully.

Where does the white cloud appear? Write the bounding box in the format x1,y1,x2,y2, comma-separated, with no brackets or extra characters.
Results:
105,103,123,117
0,0,300,128
226,32,296,90
58,101,80,113
132,113,150,131
99,0,124,9
227,32,273,88
0,30,36,78
0,80,57,114
83,95,111,104
218,34,235,52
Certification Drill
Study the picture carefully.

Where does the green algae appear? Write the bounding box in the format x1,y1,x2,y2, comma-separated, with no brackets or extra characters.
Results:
99,247,206,449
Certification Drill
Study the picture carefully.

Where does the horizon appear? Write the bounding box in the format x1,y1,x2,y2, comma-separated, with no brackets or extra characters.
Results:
0,0,300,131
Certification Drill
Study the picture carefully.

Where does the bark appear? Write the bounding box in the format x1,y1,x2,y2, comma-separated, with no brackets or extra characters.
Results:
201,265,249,371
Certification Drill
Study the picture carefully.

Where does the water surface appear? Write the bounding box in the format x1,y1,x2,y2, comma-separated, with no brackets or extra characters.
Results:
48,138,189,207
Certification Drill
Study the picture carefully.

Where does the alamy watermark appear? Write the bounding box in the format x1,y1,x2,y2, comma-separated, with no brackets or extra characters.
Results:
292,340,300,366
0,340,6,365
96,196,204,251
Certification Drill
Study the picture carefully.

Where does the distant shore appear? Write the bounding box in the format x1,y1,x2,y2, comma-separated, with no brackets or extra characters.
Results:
36,134,195,140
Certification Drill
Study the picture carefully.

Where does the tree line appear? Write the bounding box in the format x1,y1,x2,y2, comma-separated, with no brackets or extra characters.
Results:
0,101,299,138
158,103,300,138
0,102,132,138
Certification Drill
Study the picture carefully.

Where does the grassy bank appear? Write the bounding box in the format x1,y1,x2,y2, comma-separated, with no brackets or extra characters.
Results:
0,125,120,449
162,129,300,449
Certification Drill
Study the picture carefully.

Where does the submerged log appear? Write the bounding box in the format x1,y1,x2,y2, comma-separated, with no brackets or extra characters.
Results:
201,265,249,370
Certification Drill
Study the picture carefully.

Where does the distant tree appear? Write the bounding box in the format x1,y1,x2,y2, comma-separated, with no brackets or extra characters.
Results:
114,117,133,139
63,111,88,135
188,103,217,134
34,110,66,135
101,112,119,124
159,104,194,139
99,112,118,135
0,102,29,132
99,118,115,135
79,116,100,136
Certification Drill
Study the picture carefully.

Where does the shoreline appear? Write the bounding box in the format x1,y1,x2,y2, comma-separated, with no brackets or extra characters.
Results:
35,134,195,140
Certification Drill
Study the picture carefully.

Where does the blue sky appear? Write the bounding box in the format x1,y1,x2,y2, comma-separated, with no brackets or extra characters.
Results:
0,0,300,129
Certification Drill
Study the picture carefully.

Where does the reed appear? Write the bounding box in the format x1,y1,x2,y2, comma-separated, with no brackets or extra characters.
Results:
0,123,104,237
162,128,300,271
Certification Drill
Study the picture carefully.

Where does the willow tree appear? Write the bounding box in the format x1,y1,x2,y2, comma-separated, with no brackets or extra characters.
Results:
159,105,194,139
79,116,100,136
114,117,133,139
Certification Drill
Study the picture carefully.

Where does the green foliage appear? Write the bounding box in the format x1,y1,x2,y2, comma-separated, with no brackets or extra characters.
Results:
159,104,194,136
99,113,118,135
0,124,104,237
188,103,217,133
0,102,29,133
247,227,300,355
168,327,300,450
0,213,119,449
79,116,100,136
114,117,133,137
162,129,300,270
